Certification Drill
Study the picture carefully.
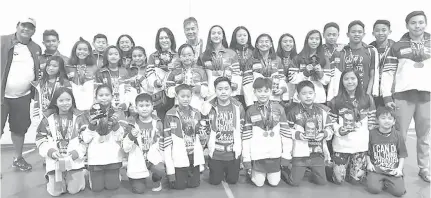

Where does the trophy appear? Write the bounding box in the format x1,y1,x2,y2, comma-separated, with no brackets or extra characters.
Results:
272,76,280,93
304,118,318,139
411,42,425,68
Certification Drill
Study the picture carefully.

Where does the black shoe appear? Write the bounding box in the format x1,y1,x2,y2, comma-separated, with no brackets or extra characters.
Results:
12,157,32,171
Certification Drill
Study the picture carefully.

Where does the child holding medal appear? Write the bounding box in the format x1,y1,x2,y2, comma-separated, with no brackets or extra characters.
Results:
242,77,291,187
81,85,124,192
35,87,87,196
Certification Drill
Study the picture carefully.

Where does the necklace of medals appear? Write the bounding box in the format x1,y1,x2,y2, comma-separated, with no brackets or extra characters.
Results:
236,47,249,71
54,113,73,155
259,103,274,137
178,107,194,136
42,78,58,109
76,64,87,85
325,44,336,58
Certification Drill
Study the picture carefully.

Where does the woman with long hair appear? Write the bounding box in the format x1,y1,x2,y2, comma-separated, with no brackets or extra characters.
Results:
289,30,332,104
276,33,298,108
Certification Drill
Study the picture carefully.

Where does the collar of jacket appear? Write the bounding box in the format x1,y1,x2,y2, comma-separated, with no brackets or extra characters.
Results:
209,97,240,108
93,50,104,56
166,105,198,118
43,50,62,57
343,42,373,51
400,32,430,42
43,108,84,118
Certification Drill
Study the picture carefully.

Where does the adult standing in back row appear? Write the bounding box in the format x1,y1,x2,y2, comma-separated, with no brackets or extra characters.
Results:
381,11,430,183
1,17,42,171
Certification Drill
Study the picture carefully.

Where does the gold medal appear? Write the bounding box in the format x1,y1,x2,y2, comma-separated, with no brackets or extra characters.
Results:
269,131,275,137
263,131,268,137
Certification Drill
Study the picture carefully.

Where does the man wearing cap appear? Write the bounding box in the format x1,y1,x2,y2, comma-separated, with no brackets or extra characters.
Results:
1,17,41,171
381,11,430,182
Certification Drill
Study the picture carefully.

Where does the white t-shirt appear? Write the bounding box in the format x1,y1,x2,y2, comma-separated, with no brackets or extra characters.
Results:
5,43,35,98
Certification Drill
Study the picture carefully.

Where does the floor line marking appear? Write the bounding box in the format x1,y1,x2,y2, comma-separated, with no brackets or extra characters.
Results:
221,181,235,198
22,148,36,156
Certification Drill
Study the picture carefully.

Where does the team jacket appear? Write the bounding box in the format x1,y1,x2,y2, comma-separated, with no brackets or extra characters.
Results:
328,94,376,154
381,32,431,104
122,116,164,179
81,107,124,166
162,106,206,178
166,64,209,111
242,101,291,168
35,109,88,175
288,54,332,104
243,56,288,106
199,47,242,97
327,43,379,102
201,97,245,159
369,39,396,97
286,103,334,158
233,45,254,96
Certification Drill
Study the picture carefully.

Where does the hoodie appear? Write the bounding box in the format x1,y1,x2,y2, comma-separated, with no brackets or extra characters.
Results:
381,32,431,104
122,115,164,179
35,109,88,175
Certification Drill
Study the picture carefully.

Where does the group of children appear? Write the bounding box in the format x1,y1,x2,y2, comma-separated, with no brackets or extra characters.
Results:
31,12,429,197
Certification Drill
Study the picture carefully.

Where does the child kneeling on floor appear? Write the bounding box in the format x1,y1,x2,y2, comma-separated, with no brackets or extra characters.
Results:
82,85,124,192
242,77,292,187
122,93,165,193
163,84,208,190
366,106,407,197
36,87,87,196
284,80,333,186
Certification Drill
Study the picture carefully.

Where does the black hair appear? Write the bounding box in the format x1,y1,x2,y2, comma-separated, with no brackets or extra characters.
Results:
155,28,177,53
135,93,153,105
296,80,315,93
116,34,136,52
348,20,365,32
43,29,59,40
376,106,396,119
42,56,68,86
253,77,272,90
68,37,96,66
93,33,108,43
95,84,113,96
214,76,231,88
373,20,391,29
323,22,340,33
178,43,195,56
102,45,122,68
47,87,76,114
229,26,254,51
175,84,192,94
253,34,277,60
276,33,298,58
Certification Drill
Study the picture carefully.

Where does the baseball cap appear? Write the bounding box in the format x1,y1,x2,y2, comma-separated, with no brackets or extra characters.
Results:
18,17,36,27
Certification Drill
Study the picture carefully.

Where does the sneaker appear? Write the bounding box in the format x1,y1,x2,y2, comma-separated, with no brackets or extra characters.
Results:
152,182,162,192
12,157,32,171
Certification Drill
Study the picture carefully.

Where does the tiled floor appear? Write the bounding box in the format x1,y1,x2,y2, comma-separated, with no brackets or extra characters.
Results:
1,132,429,198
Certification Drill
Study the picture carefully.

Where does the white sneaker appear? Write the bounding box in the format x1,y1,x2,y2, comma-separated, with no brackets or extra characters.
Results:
152,182,162,192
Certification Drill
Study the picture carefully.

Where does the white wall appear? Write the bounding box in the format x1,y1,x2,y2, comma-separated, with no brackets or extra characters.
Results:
1,0,427,144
